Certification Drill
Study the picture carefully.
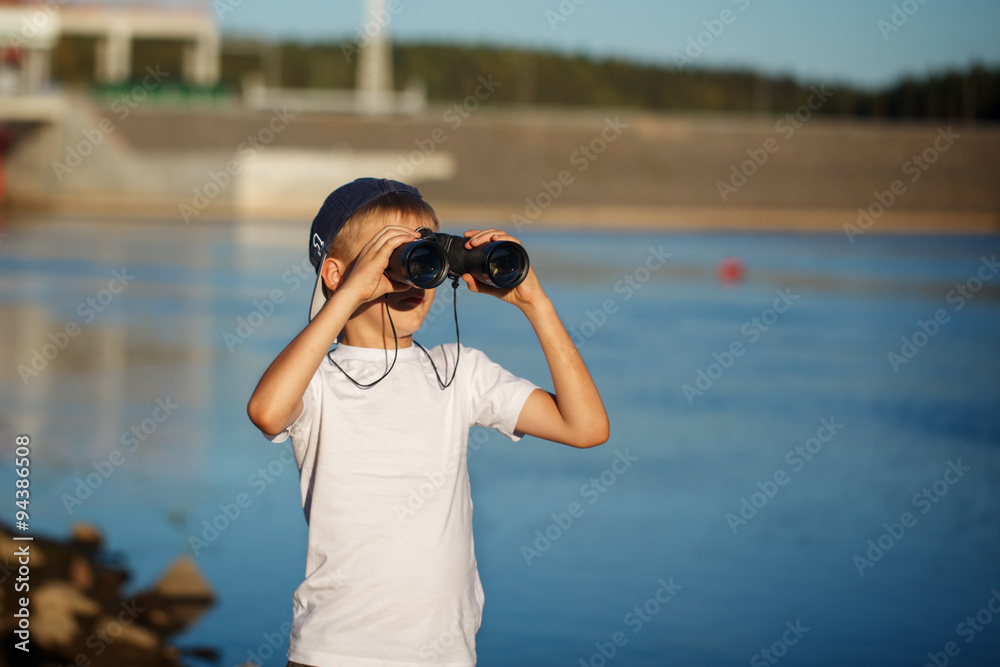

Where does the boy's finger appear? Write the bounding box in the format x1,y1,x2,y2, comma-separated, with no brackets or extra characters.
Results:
362,225,420,247
371,226,421,246
465,229,499,248
463,229,482,247
462,274,506,299
461,274,479,292
369,229,422,258
467,229,522,249
485,231,520,245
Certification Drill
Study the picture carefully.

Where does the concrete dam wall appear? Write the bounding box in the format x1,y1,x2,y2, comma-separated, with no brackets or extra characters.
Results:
6,96,1000,233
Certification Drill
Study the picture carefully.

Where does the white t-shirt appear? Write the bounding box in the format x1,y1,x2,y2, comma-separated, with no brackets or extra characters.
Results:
266,342,539,667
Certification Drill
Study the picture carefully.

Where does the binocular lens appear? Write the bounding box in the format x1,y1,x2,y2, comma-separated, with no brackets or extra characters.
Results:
486,246,526,288
403,244,447,289
386,232,529,290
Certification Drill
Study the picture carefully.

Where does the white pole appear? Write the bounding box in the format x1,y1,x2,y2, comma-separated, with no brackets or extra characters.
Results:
356,0,393,115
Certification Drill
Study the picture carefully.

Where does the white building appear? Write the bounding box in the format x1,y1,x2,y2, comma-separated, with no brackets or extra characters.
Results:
0,0,219,95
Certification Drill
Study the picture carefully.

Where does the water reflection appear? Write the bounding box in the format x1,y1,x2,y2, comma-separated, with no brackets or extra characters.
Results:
1,217,999,666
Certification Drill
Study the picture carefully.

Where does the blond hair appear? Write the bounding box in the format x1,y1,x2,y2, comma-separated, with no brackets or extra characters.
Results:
323,192,440,296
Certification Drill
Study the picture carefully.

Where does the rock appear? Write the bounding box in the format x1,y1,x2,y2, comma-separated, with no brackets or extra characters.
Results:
70,521,103,548
70,555,94,591
150,608,170,626
132,556,217,637
32,582,100,650
0,521,216,667
93,614,159,651
153,556,215,601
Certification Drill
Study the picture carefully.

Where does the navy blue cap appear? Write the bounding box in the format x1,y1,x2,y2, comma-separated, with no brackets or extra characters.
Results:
307,178,423,320
308,177,423,272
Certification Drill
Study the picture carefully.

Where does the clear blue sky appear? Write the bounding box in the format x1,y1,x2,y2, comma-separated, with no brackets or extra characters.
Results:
216,0,1000,89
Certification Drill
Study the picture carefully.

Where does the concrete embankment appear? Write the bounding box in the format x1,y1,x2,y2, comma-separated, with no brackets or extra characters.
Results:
6,96,1000,233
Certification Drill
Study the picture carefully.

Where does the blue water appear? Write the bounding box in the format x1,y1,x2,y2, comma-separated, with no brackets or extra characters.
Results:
1,218,999,666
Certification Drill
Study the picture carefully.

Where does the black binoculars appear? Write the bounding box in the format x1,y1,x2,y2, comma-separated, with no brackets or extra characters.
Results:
385,227,530,290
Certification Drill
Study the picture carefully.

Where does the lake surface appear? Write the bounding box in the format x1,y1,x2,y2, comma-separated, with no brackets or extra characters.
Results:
1,216,998,666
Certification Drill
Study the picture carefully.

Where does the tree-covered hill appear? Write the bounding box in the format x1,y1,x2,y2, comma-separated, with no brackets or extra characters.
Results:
51,37,1000,120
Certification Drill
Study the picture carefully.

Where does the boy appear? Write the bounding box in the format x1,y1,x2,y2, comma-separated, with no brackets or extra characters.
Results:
247,178,609,666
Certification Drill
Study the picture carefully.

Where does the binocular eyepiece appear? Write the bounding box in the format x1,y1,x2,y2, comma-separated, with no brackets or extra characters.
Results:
385,228,530,290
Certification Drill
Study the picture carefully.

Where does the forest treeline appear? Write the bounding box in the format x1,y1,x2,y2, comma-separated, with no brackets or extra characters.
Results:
52,38,1000,119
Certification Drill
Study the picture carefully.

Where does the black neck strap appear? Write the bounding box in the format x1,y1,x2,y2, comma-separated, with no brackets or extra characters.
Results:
414,277,461,389
327,277,460,389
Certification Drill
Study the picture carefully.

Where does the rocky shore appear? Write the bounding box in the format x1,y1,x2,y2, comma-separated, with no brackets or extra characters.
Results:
0,522,216,667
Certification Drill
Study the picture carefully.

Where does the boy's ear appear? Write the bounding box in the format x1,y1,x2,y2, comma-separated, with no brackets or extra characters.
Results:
321,256,345,294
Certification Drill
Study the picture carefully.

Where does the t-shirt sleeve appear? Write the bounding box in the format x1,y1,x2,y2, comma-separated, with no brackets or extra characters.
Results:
464,346,540,441
261,367,322,447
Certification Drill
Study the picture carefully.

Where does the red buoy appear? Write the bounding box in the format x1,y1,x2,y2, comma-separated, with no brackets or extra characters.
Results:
717,257,745,284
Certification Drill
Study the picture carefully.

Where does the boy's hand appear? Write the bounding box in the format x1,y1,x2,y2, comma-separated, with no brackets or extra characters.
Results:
463,229,609,448
338,225,421,305
462,229,547,310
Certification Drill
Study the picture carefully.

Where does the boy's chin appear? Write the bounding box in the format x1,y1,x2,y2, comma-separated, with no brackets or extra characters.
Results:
386,307,429,338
